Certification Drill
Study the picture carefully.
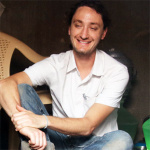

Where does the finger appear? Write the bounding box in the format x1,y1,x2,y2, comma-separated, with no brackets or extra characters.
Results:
13,118,30,130
34,132,46,150
36,132,47,150
16,105,27,112
39,132,45,149
11,111,27,122
30,132,39,148
29,144,40,150
41,132,47,150
36,132,40,147
14,122,24,131
28,135,36,148
12,114,27,124
31,132,44,150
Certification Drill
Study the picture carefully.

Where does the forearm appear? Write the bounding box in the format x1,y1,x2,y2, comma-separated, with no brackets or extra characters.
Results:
0,72,32,117
0,77,20,116
47,116,92,136
46,104,114,136
12,104,114,137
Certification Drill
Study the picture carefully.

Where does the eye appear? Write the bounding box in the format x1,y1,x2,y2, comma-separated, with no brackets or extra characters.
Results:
90,27,98,31
90,24,99,31
75,25,81,28
74,23,82,28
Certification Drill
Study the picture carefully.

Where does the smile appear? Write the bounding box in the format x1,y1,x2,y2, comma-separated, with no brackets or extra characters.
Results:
77,39,91,44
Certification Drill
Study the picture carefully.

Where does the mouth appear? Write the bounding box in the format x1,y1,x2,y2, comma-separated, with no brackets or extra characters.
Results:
77,39,91,44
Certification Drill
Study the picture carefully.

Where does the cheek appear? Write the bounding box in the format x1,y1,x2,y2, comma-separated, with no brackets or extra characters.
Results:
90,30,101,39
93,34,101,42
69,30,75,38
70,26,82,37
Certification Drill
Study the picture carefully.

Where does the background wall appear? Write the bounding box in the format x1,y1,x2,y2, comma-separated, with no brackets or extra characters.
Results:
0,0,149,144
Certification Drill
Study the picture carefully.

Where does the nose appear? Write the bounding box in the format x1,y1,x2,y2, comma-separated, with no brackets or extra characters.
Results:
80,27,89,39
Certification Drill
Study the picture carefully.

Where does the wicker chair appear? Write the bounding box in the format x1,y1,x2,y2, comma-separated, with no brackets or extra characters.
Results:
0,31,52,149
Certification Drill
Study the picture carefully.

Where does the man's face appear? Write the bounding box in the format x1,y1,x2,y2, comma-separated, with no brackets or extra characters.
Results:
68,6,107,55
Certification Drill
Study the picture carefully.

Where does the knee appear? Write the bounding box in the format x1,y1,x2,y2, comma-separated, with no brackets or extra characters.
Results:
116,130,133,149
102,130,133,150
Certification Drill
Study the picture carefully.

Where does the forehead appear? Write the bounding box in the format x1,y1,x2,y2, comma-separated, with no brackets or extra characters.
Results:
72,6,103,25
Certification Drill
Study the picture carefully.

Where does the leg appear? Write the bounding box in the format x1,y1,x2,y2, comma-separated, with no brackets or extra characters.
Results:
83,130,133,150
47,129,71,150
18,84,49,116
18,84,55,150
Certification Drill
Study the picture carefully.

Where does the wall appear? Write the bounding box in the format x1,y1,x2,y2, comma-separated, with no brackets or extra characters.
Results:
0,0,149,143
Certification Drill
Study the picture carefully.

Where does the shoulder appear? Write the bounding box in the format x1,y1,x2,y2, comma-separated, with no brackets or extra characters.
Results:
97,50,129,78
48,50,71,66
98,50,127,69
40,50,72,69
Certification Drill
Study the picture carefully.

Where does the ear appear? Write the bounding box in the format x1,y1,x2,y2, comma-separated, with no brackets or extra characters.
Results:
101,28,108,40
68,27,71,35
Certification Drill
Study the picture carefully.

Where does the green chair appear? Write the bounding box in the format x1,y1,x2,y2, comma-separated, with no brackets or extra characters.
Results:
117,99,138,140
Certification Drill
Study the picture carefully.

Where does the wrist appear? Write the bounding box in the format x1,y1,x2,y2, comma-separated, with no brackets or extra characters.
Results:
43,114,48,129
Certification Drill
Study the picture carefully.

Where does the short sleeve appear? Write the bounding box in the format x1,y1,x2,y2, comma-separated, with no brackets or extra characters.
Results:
24,57,56,87
95,67,129,108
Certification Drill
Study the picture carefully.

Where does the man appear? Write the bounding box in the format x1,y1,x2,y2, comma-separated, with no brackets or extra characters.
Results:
0,0,133,149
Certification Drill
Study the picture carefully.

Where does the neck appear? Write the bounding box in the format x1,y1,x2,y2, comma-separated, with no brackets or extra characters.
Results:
73,50,96,80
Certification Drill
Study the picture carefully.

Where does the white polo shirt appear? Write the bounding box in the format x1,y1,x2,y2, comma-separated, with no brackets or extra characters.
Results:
24,50,129,136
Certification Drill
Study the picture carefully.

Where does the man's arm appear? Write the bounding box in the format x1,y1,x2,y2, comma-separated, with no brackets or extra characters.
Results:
12,103,114,136
0,72,48,149
0,72,32,117
47,103,115,136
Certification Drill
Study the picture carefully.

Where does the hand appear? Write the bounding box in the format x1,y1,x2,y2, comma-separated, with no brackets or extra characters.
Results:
11,105,47,131
19,127,47,150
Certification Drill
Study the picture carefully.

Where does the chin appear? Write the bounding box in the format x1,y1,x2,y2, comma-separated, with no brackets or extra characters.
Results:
74,48,95,56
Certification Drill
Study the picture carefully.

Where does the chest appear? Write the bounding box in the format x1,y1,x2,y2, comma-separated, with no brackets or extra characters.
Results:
61,71,104,117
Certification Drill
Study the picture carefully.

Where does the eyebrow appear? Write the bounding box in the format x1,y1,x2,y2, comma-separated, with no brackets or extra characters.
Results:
73,20,82,24
73,20,100,26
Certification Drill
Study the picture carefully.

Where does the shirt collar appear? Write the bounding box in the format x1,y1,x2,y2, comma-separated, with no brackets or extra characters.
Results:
67,50,77,73
67,50,104,76
91,50,104,76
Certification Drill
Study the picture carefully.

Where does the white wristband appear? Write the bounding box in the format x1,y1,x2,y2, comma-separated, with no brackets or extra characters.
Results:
43,114,48,129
